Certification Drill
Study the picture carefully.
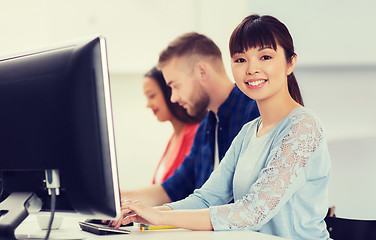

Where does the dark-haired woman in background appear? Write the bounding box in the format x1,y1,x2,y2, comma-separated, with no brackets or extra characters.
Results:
118,15,331,239
143,67,202,184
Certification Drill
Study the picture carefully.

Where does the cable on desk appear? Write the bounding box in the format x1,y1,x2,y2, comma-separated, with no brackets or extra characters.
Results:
0,171,4,199
43,188,57,240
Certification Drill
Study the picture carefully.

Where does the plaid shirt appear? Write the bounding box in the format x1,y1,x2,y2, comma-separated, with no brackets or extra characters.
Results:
162,85,260,202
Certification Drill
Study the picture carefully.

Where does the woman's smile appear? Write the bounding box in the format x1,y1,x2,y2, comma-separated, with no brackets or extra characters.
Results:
245,79,267,89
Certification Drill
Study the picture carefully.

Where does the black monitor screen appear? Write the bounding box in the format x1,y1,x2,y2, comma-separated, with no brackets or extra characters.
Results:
0,37,121,220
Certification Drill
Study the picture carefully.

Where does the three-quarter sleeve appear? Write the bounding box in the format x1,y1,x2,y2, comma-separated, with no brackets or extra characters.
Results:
209,111,324,230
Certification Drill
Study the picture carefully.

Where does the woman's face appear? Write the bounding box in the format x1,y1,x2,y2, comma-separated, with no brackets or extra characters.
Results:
231,44,296,103
143,76,173,122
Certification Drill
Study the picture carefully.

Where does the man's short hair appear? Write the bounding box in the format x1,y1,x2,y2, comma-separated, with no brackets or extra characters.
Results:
157,32,222,69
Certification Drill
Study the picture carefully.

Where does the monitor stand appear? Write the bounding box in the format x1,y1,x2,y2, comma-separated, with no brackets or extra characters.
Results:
0,192,42,240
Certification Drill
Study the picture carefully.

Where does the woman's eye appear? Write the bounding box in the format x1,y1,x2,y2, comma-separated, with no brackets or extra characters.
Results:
261,55,272,60
234,58,246,63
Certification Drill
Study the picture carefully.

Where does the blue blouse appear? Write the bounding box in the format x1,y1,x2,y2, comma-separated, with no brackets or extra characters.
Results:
167,107,331,239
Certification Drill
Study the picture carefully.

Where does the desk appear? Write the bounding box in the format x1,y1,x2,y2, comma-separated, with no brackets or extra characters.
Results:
15,215,285,240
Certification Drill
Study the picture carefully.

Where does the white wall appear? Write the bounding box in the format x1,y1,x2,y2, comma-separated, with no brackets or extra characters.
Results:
250,0,376,66
2,1,375,71
2,0,376,219
0,0,250,75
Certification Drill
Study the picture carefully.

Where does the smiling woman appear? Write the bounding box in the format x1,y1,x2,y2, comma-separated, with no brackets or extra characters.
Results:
229,14,303,107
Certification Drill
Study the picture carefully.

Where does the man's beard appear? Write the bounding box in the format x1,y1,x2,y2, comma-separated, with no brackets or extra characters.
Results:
187,86,210,119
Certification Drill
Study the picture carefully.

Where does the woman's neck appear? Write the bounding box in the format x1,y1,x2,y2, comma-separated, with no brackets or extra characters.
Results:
170,117,186,137
256,93,301,137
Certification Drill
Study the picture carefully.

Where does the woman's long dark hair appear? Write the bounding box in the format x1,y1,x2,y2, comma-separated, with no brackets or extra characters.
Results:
229,14,304,106
144,67,204,124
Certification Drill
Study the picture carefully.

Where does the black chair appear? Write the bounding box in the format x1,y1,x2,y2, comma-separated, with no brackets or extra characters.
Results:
325,207,376,239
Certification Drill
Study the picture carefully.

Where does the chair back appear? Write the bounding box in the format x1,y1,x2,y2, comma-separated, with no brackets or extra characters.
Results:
325,216,376,239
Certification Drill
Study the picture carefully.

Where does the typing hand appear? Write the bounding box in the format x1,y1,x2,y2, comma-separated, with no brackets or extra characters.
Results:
110,200,163,229
103,197,132,227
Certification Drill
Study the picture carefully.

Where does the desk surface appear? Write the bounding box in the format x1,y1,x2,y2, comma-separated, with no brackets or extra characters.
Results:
15,215,285,240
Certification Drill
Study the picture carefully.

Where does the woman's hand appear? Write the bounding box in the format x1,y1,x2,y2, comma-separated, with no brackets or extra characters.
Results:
107,199,212,231
109,199,165,228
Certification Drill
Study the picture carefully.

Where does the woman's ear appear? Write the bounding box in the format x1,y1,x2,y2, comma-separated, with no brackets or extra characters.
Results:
287,54,297,75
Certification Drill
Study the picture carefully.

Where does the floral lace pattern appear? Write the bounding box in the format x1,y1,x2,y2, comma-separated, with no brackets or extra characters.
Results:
211,111,323,230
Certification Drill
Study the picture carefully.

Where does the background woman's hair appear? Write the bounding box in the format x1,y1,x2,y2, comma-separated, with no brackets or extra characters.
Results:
144,67,204,124
229,14,304,106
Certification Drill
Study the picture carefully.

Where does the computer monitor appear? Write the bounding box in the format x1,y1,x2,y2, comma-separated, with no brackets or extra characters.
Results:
0,37,121,239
